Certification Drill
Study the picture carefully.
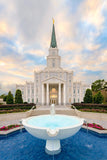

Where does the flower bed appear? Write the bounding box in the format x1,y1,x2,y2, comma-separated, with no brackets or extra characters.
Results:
0,124,21,131
83,123,106,130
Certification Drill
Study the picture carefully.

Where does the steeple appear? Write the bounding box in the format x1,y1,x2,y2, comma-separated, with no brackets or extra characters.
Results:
47,19,61,68
50,19,57,48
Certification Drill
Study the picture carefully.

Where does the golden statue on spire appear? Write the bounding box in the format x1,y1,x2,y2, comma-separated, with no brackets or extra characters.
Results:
52,18,55,24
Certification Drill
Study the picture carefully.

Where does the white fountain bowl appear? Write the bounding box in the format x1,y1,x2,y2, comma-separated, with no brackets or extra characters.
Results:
22,114,84,155
22,115,84,155
22,115,84,140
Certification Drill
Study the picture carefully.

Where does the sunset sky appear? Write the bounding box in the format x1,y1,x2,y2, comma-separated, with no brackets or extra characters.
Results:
0,0,107,95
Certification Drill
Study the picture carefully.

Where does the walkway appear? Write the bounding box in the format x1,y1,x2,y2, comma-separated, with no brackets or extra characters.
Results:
0,105,107,128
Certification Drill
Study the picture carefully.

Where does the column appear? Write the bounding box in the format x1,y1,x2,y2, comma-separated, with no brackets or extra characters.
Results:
59,83,61,105
34,73,36,104
47,83,49,105
30,83,32,103
42,83,44,105
34,84,36,104
63,83,66,105
25,82,28,102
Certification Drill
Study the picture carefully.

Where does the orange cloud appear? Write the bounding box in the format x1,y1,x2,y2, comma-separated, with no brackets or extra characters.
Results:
0,21,15,36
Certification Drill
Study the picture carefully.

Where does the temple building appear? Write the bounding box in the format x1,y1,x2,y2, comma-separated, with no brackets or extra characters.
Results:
16,21,89,105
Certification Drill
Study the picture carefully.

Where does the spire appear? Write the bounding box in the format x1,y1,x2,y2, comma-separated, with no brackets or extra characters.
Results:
50,19,57,48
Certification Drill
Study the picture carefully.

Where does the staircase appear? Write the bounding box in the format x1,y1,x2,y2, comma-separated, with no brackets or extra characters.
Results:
26,105,82,117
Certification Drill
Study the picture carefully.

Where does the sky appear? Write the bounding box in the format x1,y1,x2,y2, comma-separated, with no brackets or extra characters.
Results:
0,0,107,95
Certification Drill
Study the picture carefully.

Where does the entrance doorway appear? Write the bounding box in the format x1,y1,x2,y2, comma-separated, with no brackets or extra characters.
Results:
49,85,58,105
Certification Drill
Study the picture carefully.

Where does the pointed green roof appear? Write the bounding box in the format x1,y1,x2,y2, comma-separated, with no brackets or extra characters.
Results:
50,23,57,48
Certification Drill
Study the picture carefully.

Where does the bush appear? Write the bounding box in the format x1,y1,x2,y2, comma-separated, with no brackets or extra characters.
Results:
72,103,107,110
23,102,28,104
15,89,23,104
6,91,14,104
84,89,93,103
93,91,104,104
0,103,36,113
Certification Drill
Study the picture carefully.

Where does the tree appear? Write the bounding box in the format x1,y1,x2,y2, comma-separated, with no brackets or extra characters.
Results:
84,89,93,103
15,89,23,104
0,94,7,101
6,91,14,104
104,82,107,90
91,79,105,92
0,94,5,98
93,91,104,104
3,95,7,101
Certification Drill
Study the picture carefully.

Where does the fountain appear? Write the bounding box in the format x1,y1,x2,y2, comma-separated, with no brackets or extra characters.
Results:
22,104,84,155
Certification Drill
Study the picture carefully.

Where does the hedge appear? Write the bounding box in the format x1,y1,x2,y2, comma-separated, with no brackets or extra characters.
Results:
72,103,107,110
0,103,35,110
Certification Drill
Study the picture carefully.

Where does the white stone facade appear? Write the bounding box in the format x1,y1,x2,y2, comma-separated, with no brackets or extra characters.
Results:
16,23,90,105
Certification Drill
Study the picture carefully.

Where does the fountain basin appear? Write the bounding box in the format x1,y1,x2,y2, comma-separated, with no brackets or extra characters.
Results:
22,115,84,155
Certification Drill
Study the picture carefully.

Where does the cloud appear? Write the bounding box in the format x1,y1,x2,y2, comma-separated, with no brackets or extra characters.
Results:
79,0,105,29
0,0,107,94
26,49,45,57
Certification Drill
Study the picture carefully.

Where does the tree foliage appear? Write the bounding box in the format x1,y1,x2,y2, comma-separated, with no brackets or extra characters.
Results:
84,89,93,103
0,94,5,98
15,89,23,104
3,95,7,101
93,91,104,104
0,94,7,101
91,79,106,92
6,91,14,104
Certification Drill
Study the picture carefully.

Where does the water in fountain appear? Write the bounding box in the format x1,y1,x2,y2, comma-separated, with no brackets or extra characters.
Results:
50,104,55,115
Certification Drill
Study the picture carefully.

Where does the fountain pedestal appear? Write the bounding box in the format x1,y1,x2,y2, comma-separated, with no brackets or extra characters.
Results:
45,140,61,155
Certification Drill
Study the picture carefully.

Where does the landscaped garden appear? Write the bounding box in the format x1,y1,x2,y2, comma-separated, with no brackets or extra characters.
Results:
0,124,21,131
83,123,106,130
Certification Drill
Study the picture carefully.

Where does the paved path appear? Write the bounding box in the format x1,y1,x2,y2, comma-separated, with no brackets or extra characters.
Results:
0,112,26,127
0,107,107,128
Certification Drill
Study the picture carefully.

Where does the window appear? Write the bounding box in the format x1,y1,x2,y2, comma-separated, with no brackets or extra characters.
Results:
32,99,34,103
32,89,34,94
36,74,38,78
78,89,79,94
74,98,75,103
78,98,79,103
53,63,55,67
69,75,71,79
73,89,75,94
60,72,62,78
28,98,30,103
36,88,38,93
36,98,38,103
69,80,71,83
28,89,30,95
52,59,55,67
